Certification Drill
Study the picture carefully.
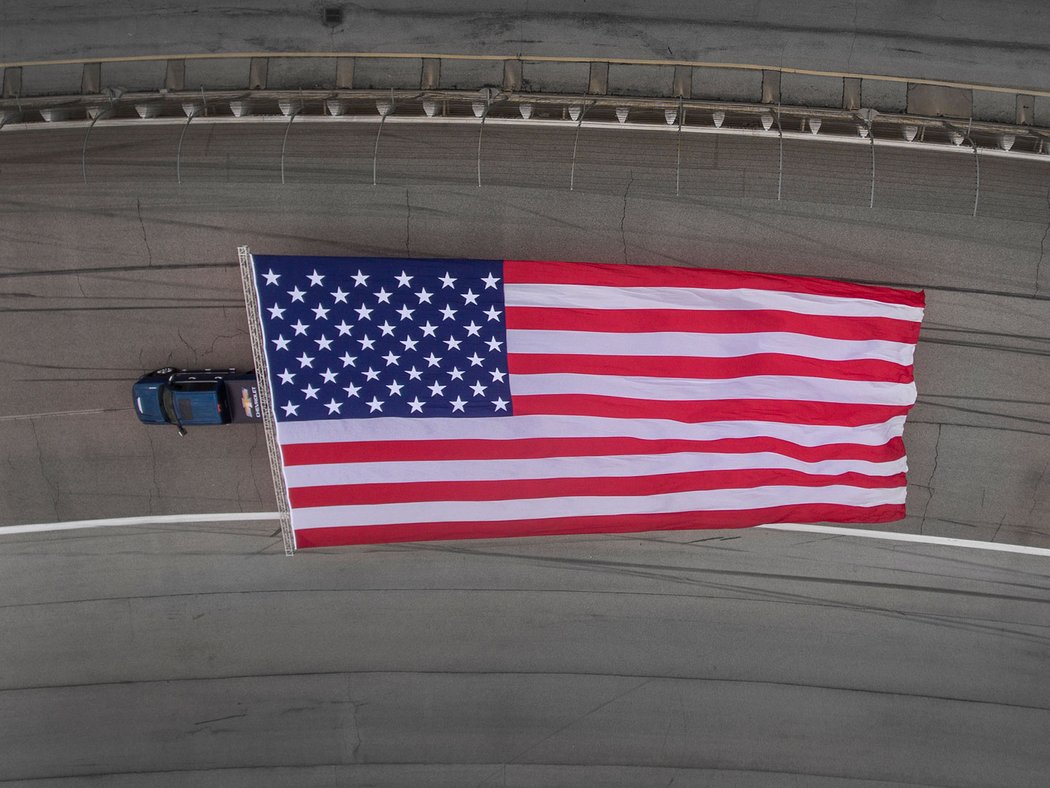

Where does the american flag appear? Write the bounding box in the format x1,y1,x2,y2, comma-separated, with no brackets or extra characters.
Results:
250,255,924,549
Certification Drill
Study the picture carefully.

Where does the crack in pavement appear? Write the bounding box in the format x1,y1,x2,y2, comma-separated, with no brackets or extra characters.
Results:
919,423,942,536
136,198,154,267
620,170,633,264
1036,187,1050,294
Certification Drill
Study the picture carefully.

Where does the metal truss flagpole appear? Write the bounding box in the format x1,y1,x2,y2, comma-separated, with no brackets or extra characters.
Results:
238,245,296,555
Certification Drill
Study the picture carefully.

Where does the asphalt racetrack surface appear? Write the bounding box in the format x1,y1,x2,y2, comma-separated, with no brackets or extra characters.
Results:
1,120,1048,547
3,521,1050,786
1,108,1050,785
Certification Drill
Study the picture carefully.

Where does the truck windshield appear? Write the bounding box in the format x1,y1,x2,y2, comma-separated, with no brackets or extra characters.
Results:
160,387,180,425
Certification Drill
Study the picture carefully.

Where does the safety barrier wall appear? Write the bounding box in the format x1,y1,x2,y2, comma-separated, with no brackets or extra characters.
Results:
2,53,1049,221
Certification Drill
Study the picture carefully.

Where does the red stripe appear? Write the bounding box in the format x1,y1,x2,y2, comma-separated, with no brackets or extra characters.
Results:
503,260,926,308
281,435,906,467
289,470,906,509
513,394,911,426
294,504,907,547
506,306,921,343
508,352,914,383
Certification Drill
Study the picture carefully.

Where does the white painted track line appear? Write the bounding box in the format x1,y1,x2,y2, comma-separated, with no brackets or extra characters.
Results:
0,512,281,535
758,523,1050,557
1,513,1048,557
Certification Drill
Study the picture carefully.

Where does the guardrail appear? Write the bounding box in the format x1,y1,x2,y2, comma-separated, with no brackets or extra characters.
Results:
2,53,1048,219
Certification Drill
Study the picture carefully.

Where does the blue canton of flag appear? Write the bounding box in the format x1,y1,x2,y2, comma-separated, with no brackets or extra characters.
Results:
253,256,513,421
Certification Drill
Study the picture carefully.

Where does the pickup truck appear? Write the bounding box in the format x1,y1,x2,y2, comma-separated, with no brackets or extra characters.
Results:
132,368,262,434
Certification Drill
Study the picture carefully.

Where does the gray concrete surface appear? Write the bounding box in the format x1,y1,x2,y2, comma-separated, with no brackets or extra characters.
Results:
1,120,1048,549
3,1,1050,92
1,522,1049,785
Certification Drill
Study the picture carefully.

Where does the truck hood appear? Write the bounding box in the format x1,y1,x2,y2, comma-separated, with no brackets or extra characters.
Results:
132,382,167,424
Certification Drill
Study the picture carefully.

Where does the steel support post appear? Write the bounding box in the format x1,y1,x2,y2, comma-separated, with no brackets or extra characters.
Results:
867,122,876,209
775,105,784,201
280,105,302,185
675,99,685,197
970,136,981,217
476,105,488,188
569,101,594,191
372,115,386,186
176,106,203,184
80,105,113,184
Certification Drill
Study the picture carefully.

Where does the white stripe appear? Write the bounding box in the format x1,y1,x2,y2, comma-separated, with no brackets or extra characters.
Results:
291,485,906,529
507,329,915,364
505,283,925,321
0,512,282,535
284,451,908,488
276,413,908,447
758,523,1050,557
513,373,916,406
7,511,1048,559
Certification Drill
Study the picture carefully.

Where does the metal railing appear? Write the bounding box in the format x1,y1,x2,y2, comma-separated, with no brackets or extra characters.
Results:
2,53,1049,221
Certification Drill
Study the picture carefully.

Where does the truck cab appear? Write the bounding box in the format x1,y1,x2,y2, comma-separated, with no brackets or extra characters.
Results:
133,368,261,433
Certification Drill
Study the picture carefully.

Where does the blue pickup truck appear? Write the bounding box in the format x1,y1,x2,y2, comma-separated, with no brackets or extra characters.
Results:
132,368,262,435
